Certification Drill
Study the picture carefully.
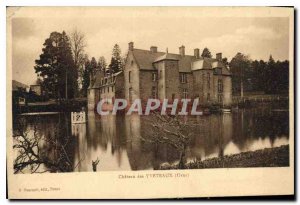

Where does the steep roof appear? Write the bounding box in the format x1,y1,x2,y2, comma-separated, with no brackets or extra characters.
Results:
132,49,164,70
91,70,104,88
91,70,123,89
131,48,231,74
153,53,179,63
12,80,29,91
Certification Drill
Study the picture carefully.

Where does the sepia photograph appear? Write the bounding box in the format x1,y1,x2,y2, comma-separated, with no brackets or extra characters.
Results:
6,6,294,199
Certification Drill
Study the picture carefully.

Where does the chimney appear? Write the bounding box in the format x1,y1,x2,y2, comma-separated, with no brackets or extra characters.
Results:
216,53,222,61
194,48,200,59
179,45,185,56
150,46,157,53
128,42,134,51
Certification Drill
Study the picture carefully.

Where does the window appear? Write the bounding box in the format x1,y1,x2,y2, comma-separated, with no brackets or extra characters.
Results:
214,68,222,75
172,94,175,100
218,94,223,103
152,72,157,81
129,88,133,103
129,71,131,83
207,72,210,89
112,86,114,92
218,79,223,93
180,73,187,83
151,86,157,99
183,89,188,99
207,93,210,101
107,87,109,92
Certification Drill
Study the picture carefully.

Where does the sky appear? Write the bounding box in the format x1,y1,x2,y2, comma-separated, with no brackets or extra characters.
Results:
10,7,291,85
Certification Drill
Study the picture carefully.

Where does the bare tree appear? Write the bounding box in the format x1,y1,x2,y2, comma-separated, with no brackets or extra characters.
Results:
13,118,84,174
70,28,86,71
141,112,204,169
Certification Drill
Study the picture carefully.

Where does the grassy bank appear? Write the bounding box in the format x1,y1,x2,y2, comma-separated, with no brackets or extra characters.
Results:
160,145,289,170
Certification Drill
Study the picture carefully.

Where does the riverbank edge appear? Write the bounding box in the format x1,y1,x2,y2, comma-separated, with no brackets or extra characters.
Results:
159,145,289,170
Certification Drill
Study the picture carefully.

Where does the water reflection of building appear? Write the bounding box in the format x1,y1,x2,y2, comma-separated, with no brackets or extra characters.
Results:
87,71,125,110
72,123,87,171
14,107,289,172
231,108,289,152
73,112,130,171
125,114,156,170
188,113,233,160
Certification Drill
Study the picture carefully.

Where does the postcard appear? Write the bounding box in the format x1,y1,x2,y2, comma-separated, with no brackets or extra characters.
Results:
6,6,294,199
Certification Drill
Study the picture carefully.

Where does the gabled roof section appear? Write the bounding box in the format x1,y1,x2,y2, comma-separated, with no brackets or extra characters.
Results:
192,58,231,75
92,70,123,88
12,80,29,91
153,53,179,63
131,49,195,72
132,49,164,70
131,48,231,75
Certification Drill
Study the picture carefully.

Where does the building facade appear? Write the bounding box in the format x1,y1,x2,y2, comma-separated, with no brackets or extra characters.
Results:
123,42,232,107
30,84,42,96
88,70,124,110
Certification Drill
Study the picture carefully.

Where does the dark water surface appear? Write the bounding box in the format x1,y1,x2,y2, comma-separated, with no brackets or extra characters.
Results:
14,107,289,172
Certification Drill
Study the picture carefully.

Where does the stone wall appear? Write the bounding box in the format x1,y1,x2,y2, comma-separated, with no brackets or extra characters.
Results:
139,70,157,103
178,73,193,99
124,52,140,104
155,61,164,100
222,75,232,106
164,60,180,100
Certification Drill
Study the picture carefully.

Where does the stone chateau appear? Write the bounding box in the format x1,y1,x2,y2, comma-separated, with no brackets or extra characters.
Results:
88,42,232,110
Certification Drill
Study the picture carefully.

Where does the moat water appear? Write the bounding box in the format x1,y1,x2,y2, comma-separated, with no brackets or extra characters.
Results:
13,106,289,172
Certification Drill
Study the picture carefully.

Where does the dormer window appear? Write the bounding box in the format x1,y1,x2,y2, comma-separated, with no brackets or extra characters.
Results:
180,73,187,83
214,68,222,75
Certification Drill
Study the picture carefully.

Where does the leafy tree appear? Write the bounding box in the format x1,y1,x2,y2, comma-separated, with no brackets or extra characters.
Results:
263,55,288,94
230,54,289,95
277,60,289,92
109,44,123,74
229,52,251,96
34,31,77,99
251,60,267,92
90,57,97,72
81,56,104,97
97,56,107,75
201,47,212,58
81,57,91,97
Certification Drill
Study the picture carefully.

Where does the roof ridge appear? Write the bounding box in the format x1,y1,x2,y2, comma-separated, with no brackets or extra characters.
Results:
133,48,164,53
133,48,195,57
